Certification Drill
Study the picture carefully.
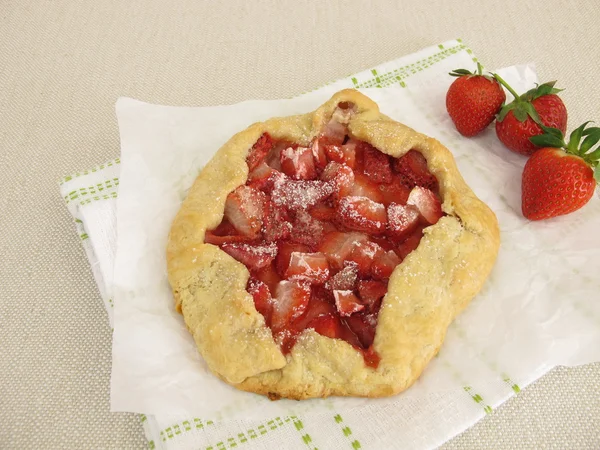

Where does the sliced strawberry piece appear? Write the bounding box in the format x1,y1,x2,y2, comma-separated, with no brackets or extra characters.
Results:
280,146,317,180
204,231,252,245
407,186,443,225
308,202,337,221
246,133,273,171
204,220,253,245
387,203,420,239
307,294,337,316
271,280,311,330
275,241,311,277
357,279,387,312
321,120,347,145
379,175,411,206
362,145,393,184
318,231,369,270
371,250,401,280
265,147,283,171
265,140,295,170
224,185,266,238
285,252,330,285
393,150,438,191
220,242,277,271
395,225,425,260
324,262,358,291
336,196,387,234
321,161,354,200
369,234,396,251
333,290,365,317
324,143,356,168
350,173,385,203
321,220,338,236
340,140,357,168
208,220,238,237
290,295,336,331
320,161,341,181
263,200,292,242
344,313,376,348
351,139,367,172
307,313,344,339
348,240,383,276
247,278,273,324
311,138,328,170
271,179,334,210
310,285,335,303
253,264,282,295
247,162,274,190
323,144,344,165
289,209,326,247
247,162,286,193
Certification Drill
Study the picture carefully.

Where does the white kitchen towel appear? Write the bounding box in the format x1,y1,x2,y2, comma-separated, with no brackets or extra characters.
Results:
60,39,600,449
60,159,120,326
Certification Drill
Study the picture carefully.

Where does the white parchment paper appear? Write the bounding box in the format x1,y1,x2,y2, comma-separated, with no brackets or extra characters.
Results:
111,66,600,419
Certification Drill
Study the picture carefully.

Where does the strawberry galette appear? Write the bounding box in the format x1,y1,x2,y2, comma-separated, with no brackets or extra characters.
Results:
167,89,500,400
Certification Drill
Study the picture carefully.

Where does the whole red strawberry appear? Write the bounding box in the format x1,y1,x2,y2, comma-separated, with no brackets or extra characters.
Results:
522,122,600,220
446,63,506,137
494,76,568,156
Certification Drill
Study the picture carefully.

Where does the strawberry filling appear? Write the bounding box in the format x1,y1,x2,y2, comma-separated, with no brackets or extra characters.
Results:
206,107,444,368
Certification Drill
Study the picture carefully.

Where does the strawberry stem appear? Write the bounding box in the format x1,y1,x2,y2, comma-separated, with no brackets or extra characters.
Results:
493,73,521,100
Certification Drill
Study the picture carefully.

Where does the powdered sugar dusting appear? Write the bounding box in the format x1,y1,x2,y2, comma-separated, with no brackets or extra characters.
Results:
272,180,334,210
388,203,419,231
290,209,325,247
224,242,277,257
325,262,358,291
338,196,387,232
287,252,330,284
353,240,382,258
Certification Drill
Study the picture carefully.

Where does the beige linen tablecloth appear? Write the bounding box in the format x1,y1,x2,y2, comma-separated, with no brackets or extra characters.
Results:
0,1,598,448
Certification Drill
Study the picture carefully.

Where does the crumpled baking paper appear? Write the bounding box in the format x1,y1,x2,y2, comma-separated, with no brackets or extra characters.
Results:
111,65,600,420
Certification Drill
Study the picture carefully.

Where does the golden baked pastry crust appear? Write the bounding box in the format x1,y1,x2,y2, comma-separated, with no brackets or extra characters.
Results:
166,89,500,399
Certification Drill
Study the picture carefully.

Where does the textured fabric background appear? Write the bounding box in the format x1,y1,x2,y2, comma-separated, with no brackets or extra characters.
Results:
0,0,598,448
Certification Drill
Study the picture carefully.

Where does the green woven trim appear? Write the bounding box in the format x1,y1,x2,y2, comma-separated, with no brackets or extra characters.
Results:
160,418,214,442
290,416,317,449
158,416,294,448
333,414,362,449
64,178,119,204
463,386,493,414
442,360,494,414
502,375,521,394
298,39,472,95
59,158,121,185
78,190,118,206
351,43,469,89
453,324,521,394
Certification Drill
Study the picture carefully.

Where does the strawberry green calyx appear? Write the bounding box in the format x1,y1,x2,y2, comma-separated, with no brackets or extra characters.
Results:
521,81,564,102
530,122,600,183
449,62,495,81
494,74,564,124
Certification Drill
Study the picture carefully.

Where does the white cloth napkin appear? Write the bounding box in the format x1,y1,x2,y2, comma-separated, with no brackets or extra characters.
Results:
60,40,600,449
